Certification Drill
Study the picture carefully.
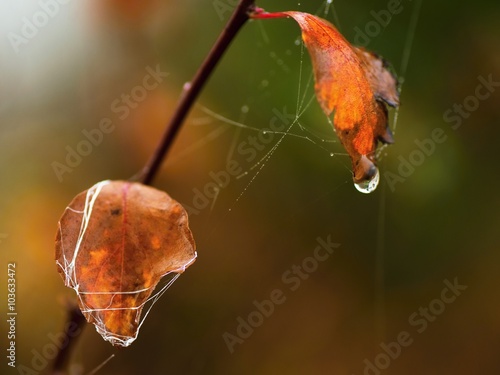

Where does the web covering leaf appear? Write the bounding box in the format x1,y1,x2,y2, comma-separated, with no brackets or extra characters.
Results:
55,180,197,347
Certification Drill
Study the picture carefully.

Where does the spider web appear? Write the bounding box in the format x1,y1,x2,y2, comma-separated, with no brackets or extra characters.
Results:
185,0,416,214
182,0,421,364
53,0,421,372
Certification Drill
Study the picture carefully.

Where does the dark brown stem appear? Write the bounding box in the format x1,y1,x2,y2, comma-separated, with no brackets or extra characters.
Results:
51,303,87,375
139,0,256,185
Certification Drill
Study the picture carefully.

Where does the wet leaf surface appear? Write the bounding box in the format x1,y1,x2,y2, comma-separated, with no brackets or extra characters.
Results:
252,10,400,192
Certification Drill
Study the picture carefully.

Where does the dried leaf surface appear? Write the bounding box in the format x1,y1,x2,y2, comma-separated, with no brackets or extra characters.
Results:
55,180,196,347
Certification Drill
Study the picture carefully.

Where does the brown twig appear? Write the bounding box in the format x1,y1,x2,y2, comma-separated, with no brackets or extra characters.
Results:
139,0,256,185
51,303,86,375
52,2,257,372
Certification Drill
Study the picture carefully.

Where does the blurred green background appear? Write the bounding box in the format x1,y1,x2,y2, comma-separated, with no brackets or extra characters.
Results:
1,0,499,374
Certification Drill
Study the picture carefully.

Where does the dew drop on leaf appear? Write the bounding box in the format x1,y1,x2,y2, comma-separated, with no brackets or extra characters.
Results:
354,167,380,194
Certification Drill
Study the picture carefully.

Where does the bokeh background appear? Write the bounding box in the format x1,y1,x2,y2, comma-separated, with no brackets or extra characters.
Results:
1,0,499,374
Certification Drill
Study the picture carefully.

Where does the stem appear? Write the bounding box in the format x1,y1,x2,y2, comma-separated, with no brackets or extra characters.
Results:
139,0,257,185
249,8,288,19
51,303,87,375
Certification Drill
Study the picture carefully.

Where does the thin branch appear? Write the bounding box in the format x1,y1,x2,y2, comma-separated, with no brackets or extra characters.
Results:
139,0,257,185
51,303,87,375
52,3,257,371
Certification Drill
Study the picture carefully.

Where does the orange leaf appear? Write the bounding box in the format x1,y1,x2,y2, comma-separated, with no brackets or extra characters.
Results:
252,10,400,193
55,180,196,347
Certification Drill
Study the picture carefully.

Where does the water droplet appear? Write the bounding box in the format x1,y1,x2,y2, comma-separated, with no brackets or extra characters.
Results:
294,38,301,46
354,167,380,194
263,131,267,135
241,105,249,113
329,152,334,157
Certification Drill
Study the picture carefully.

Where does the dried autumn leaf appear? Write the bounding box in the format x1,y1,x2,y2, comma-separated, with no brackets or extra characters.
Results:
55,180,196,347
252,10,400,193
